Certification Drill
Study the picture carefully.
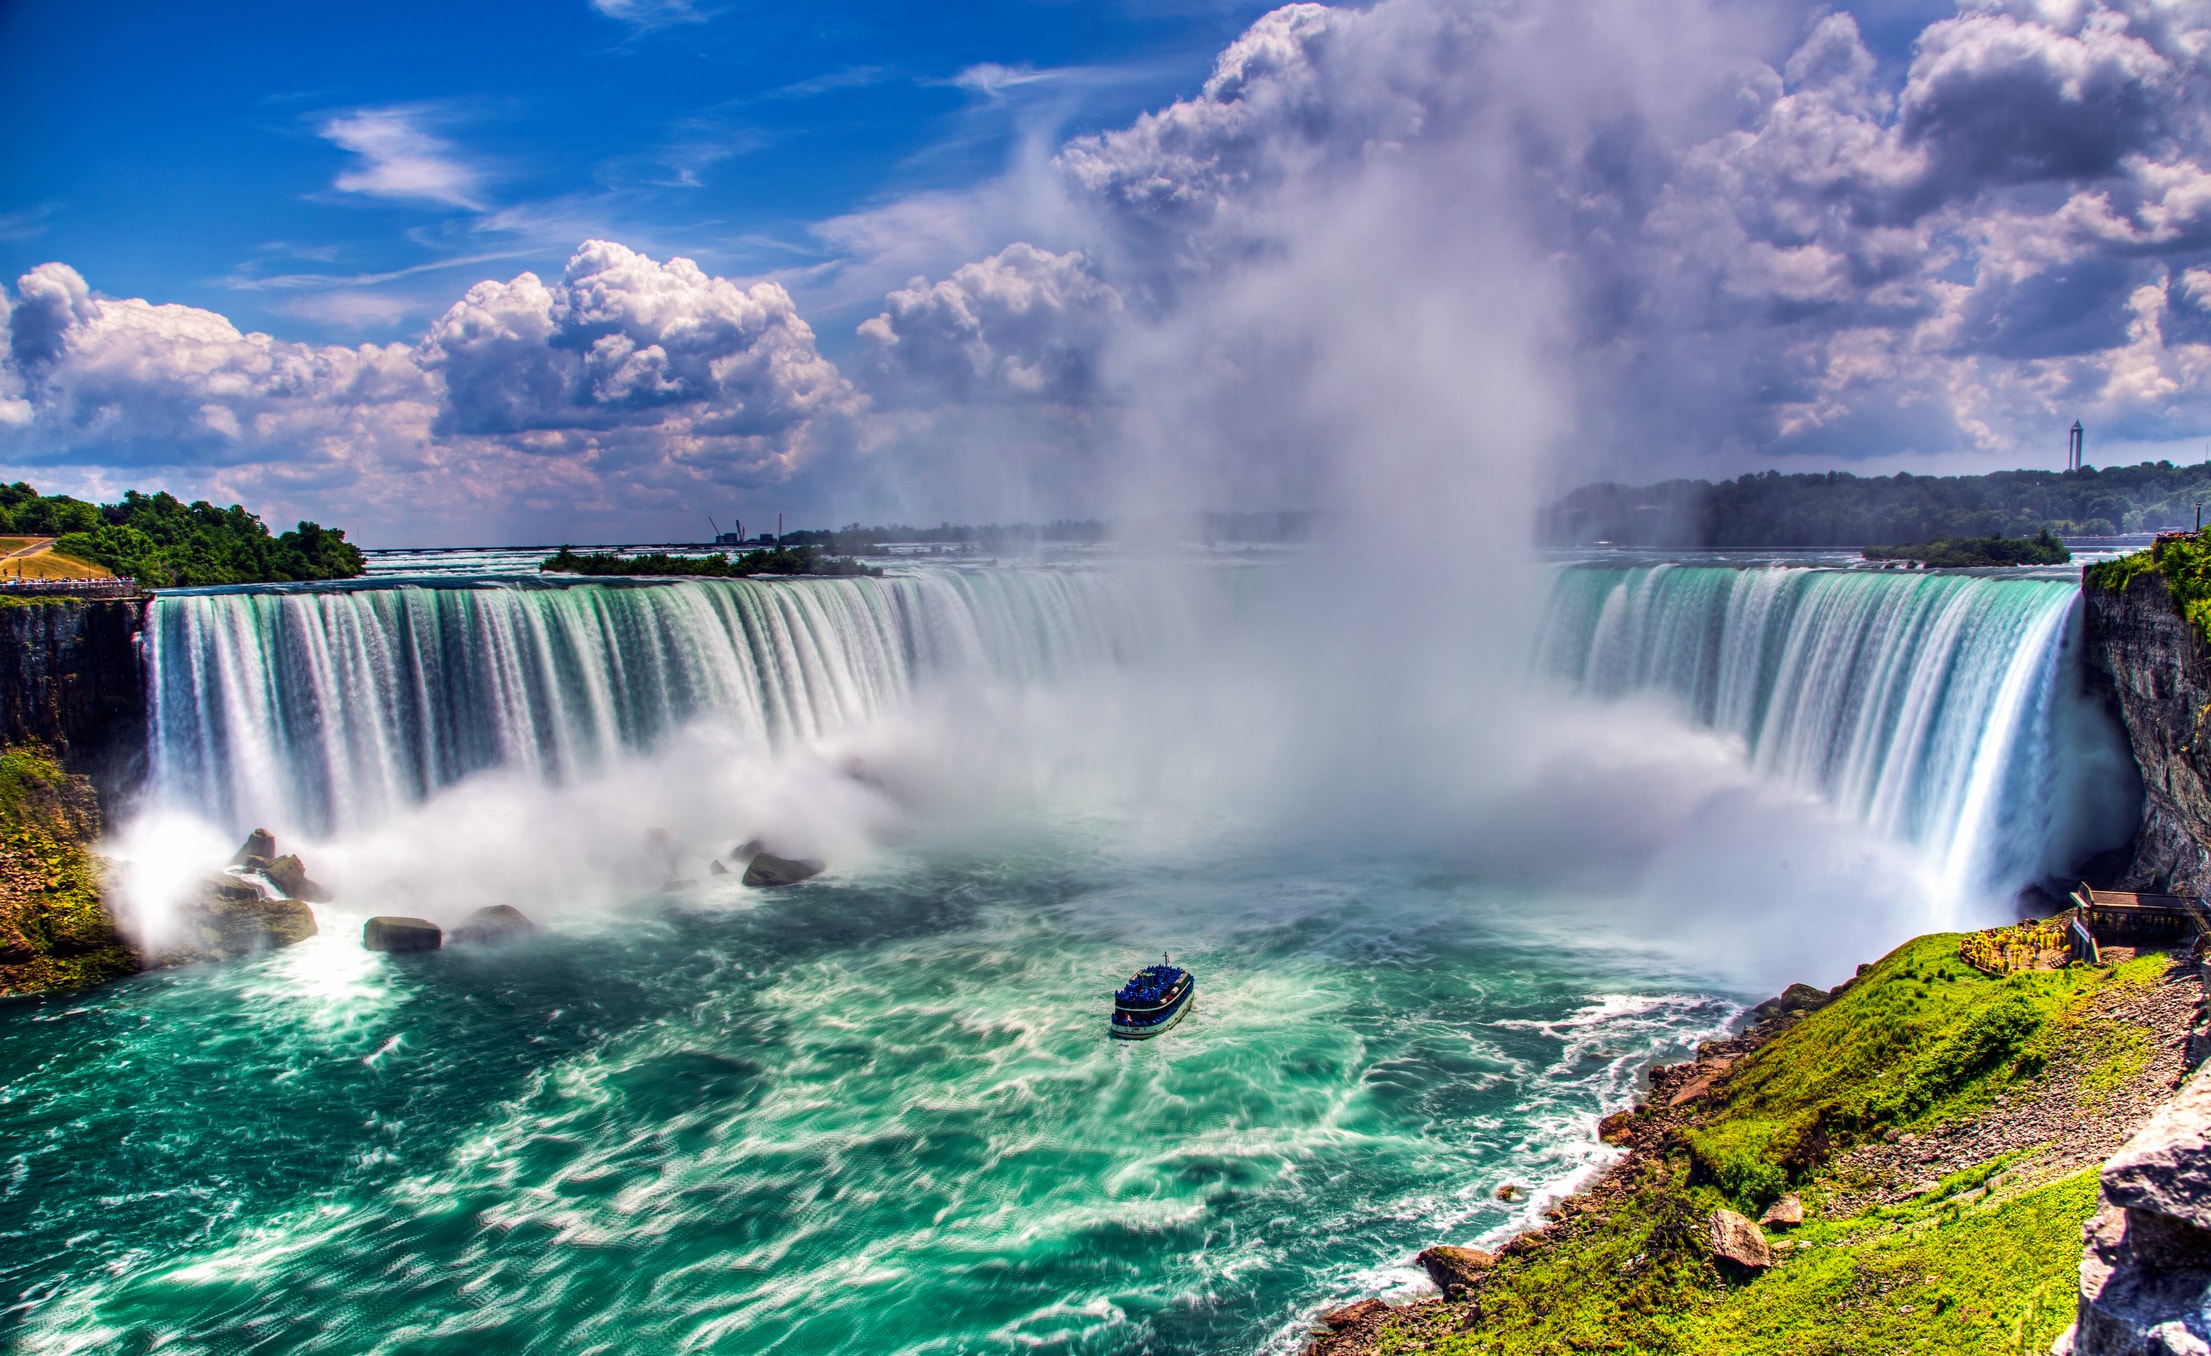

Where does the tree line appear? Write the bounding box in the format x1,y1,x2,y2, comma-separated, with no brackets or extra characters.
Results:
0,484,364,586
1542,464,2211,548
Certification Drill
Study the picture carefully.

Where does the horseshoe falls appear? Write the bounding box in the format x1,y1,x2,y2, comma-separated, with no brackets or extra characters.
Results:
142,569,1159,838
1,562,2136,1356
1536,563,2135,903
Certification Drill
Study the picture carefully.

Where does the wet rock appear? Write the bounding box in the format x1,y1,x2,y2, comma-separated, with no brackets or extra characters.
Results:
228,828,275,868
1599,1110,1638,1145
1495,1183,1525,1202
1707,1209,1772,1271
1502,1226,1549,1256
709,859,729,876
1759,1194,1805,1229
1669,1060,1733,1107
1418,1244,1497,1293
364,916,442,953
1747,983,1832,1031
1318,1298,1387,1329
731,837,765,862
262,853,332,903
158,875,317,963
449,905,534,947
742,852,824,888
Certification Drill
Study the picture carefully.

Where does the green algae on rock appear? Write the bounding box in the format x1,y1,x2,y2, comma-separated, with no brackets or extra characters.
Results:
0,744,136,998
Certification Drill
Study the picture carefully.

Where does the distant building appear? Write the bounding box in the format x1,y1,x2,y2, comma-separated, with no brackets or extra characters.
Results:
2068,420,2085,471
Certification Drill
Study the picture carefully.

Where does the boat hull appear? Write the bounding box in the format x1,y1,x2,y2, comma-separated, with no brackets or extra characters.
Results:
1109,984,1195,1040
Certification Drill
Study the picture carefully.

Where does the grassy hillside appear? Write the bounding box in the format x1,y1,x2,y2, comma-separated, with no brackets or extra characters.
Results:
1352,933,2180,1356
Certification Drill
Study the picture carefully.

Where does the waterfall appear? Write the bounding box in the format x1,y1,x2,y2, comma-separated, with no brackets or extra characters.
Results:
1536,563,2134,899
145,568,1156,836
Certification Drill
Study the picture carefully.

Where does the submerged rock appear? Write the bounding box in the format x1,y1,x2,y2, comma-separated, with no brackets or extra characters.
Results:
1418,1244,1498,1295
364,916,442,953
262,853,332,903
742,852,824,888
1708,1209,1773,1271
1759,1194,1805,1229
228,829,275,868
449,905,534,946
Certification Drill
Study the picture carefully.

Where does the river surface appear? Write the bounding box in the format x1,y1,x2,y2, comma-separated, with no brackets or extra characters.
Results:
2,842,1728,1354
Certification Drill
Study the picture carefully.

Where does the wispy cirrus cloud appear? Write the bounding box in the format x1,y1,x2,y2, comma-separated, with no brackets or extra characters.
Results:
321,107,487,210
588,0,707,31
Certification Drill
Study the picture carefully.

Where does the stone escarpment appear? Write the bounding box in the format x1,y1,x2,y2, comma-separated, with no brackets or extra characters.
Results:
2065,1060,2211,1355
2082,570,2211,894
0,598,148,805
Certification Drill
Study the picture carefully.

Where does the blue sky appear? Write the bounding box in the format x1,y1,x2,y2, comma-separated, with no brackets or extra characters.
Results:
6,0,2211,544
0,0,1277,355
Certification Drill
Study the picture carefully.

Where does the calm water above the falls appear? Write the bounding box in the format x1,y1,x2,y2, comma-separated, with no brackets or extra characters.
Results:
0,847,1730,1355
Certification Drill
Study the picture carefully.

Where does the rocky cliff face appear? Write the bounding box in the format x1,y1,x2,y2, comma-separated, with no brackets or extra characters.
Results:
2083,572,2211,894
0,598,147,799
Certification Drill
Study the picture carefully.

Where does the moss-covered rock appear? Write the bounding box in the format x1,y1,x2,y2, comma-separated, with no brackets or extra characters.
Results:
0,744,136,998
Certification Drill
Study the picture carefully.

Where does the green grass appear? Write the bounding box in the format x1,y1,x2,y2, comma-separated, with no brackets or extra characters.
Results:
2086,534,2211,640
1381,1169,2095,1355
1680,935,2149,1215
1365,932,2160,1355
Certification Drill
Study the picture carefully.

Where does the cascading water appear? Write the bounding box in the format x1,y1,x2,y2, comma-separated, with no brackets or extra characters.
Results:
1535,563,2136,901
145,567,1157,836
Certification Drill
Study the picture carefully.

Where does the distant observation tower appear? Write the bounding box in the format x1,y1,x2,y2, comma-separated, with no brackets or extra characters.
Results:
2068,420,2085,471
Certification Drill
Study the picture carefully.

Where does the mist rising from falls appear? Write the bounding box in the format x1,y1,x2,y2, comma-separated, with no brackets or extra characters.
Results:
145,569,1162,838
1536,563,2138,901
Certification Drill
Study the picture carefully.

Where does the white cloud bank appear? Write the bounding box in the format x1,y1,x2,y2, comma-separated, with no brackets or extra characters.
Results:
10,0,2211,540
0,243,856,535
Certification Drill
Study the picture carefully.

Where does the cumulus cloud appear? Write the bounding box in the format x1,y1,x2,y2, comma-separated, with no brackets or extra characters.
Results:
322,108,485,209
858,244,1123,406
18,0,2211,539
0,243,859,539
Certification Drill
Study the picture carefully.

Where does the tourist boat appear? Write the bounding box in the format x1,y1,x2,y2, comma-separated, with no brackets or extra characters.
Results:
1110,955,1195,1039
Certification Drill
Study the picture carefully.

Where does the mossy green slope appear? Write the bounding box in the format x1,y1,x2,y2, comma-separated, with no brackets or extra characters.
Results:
1366,933,2171,1356
0,744,136,997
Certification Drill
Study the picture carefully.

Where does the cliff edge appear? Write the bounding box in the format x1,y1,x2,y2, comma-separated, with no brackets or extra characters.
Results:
2083,567,2211,894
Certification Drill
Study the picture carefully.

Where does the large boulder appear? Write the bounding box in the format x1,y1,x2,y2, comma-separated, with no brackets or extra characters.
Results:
743,852,824,888
2070,1065,2211,1354
449,905,535,946
1317,1297,1388,1329
1708,1209,1773,1272
1418,1244,1498,1295
364,916,442,953
228,829,276,868
157,875,318,963
1745,982,1831,1033
261,854,332,903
